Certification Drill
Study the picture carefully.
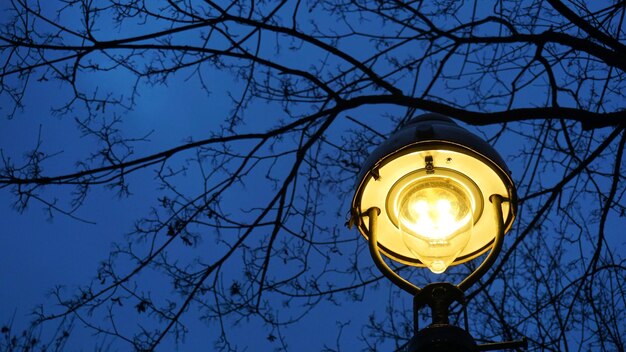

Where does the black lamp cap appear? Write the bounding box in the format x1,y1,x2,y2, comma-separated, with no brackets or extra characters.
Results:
355,113,512,185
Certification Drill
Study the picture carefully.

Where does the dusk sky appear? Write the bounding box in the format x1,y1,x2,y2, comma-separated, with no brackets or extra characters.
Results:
1,1,624,351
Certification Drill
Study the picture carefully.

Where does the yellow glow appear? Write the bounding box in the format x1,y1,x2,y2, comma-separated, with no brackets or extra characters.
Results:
396,176,474,273
358,149,512,267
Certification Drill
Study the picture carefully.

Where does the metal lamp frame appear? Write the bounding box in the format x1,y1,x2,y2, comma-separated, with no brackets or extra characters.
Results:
361,195,527,351
351,113,527,351
363,194,507,296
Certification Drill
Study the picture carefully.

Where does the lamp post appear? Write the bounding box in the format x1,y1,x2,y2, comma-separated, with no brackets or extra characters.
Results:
350,113,527,351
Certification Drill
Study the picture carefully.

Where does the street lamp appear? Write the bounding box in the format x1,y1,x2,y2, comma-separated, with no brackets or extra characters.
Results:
350,113,527,351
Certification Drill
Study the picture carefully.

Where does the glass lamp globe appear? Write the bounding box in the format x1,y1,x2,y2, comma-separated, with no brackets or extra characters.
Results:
395,176,474,273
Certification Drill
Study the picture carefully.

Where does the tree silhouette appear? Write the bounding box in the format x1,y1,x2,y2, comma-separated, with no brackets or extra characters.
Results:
1,1,624,351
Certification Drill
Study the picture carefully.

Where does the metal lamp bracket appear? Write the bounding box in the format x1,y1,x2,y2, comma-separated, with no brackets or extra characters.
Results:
362,194,510,295
362,195,527,351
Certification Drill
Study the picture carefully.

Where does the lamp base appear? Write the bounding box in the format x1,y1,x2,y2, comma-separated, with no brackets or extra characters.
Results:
407,324,477,352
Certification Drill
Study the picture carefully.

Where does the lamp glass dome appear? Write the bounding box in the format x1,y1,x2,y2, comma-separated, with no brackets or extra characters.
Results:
396,176,474,273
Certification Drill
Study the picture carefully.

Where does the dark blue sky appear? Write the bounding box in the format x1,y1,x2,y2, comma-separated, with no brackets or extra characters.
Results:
1,1,624,351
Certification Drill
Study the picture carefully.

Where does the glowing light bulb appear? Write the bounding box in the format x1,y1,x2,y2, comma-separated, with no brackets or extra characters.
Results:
396,177,474,274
